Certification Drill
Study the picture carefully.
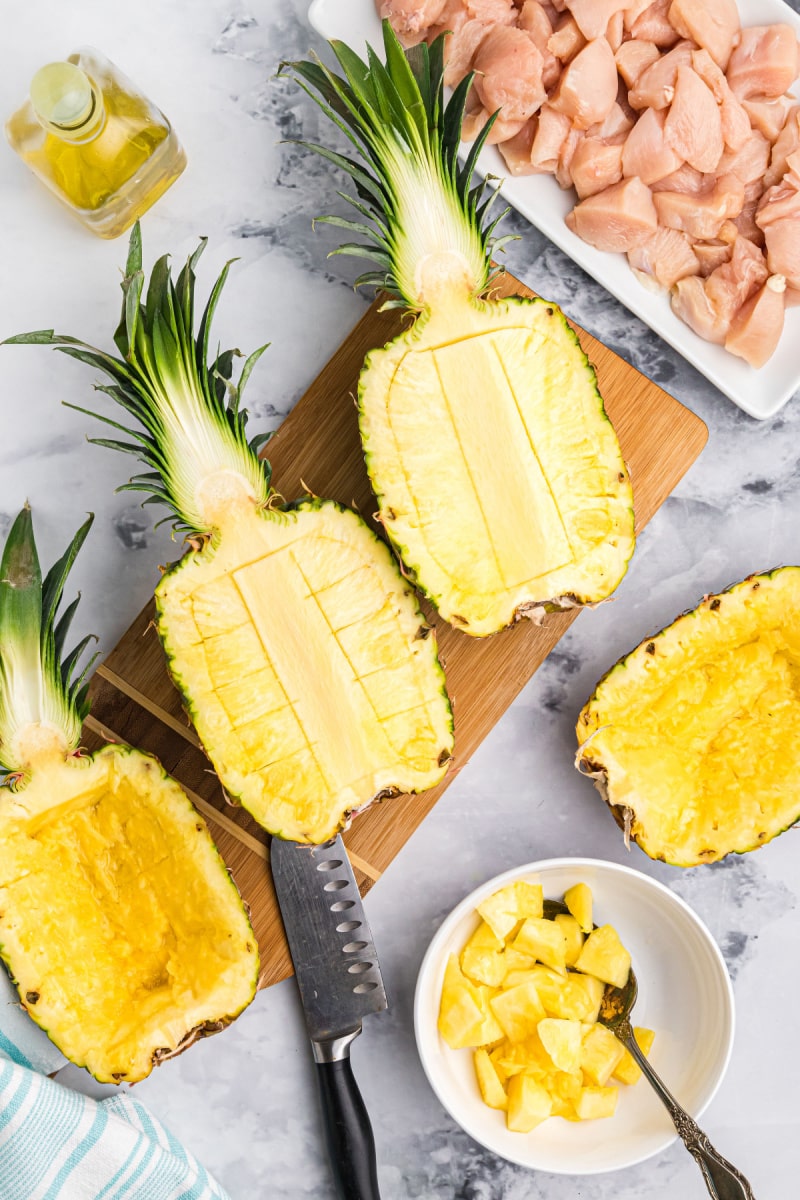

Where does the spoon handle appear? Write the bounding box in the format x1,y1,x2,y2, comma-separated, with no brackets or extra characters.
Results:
619,1022,756,1200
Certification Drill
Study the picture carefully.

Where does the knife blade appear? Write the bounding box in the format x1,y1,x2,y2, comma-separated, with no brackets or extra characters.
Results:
271,835,386,1200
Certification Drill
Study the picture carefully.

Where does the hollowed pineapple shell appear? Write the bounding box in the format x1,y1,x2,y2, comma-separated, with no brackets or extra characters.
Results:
576,567,800,865
0,745,257,1083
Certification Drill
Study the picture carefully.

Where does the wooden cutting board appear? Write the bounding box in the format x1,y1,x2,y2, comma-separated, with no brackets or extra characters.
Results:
84,271,707,990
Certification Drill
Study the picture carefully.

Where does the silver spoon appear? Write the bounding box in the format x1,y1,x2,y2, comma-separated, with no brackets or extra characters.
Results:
543,901,756,1198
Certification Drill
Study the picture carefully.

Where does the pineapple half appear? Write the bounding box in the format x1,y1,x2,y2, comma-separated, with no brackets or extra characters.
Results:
6,226,453,843
281,24,635,637
576,568,800,866
0,506,257,1083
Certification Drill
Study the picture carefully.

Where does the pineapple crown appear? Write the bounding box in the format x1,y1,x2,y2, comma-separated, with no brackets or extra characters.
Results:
280,21,515,311
0,506,98,778
4,225,272,539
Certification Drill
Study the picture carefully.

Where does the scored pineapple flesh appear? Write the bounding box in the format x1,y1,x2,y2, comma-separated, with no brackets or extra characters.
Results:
0,746,257,1083
157,499,453,844
577,569,800,864
360,297,634,636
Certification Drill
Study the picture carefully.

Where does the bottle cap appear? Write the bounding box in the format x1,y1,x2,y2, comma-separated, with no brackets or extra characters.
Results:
29,62,99,135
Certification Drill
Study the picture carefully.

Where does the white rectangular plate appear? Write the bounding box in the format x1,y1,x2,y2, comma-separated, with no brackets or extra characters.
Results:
308,0,800,419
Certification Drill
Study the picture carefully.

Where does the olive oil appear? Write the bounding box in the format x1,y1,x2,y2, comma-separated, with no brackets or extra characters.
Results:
5,48,186,238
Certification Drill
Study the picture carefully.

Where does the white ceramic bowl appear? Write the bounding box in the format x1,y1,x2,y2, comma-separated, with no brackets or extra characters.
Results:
414,857,735,1175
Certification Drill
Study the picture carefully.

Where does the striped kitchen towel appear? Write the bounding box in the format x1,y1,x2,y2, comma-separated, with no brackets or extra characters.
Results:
0,975,231,1200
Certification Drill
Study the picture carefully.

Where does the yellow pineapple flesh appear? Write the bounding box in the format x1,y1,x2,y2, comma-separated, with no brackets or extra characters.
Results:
577,569,800,864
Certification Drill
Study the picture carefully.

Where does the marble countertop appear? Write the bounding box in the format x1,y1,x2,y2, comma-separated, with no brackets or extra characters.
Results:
1,2,797,1196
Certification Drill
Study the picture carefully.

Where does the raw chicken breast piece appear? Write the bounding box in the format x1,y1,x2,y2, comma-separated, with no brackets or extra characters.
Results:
725,275,787,367
742,98,795,145
757,178,800,288
785,287,800,308
467,0,516,20
622,107,684,186
664,66,724,174
497,117,539,173
530,104,572,171
691,50,751,153
556,126,584,189
587,103,634,140
442,20,488,87
726,26,800,102
668,0,740,71
629,0,681,49
651,163,710,194
606,12,625,52
379,0,449,43
473,25,547,123
761,218,800,290
693,241,733,274
566,176,658,251
550,37,618,129
628,41,695,111
717,132,770,186
764,109,800,189
615,40,661,89
564,0,628,41
571,138,624,198
654,174,745,238
628,226,700,288
547,15,586,62
517,2,561,89
671,235,767,342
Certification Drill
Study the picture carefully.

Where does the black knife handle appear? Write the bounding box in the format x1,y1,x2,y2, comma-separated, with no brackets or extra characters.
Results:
316,1057,381,1200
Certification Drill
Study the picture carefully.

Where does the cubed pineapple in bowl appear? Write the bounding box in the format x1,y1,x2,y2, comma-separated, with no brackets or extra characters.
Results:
418,857,734,1175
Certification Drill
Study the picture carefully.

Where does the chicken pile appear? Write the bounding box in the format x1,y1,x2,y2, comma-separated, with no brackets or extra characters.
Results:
379,0,800,368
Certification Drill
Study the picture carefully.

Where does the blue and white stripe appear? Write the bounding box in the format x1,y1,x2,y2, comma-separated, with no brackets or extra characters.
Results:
0,1048,231,1199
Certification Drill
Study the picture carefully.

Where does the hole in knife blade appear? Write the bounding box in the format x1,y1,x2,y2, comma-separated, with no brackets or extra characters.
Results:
347,962,371,974
336,921,361,933
353,982,378,994
323,880,349,891
330,900,355,912
316,859,343,871
342,941,368,953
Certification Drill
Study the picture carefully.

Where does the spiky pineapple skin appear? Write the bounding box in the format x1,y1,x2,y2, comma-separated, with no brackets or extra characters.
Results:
576,567,800,866
358,295,635,637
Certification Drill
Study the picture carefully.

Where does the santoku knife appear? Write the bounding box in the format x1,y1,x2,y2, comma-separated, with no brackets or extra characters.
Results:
271,835,386,1200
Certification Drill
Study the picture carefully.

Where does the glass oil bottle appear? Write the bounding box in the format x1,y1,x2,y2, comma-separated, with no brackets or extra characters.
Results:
5,48,187,238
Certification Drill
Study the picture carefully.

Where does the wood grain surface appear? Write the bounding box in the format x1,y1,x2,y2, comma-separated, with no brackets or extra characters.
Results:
84,271,708,989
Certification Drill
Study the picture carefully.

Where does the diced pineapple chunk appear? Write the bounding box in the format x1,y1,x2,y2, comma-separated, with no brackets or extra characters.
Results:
464,919,504,954
474,985,505,1047
575,1085,618,1120
438,955,485,1049
564,883,593,933
507,1073,553,1132
569,972,606,1023
474,1048,508,1110
477,881,543,941
513,881,544,919
490,980,546,1042
538,1018,583,1073
503,946,536,973
613,1027,656,1085
580,1024,626,1086
494,1032,552,1078
514,917,567,974
554,913,584,966
460,946,507,988
574,924,631,988
529,965,594,1021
